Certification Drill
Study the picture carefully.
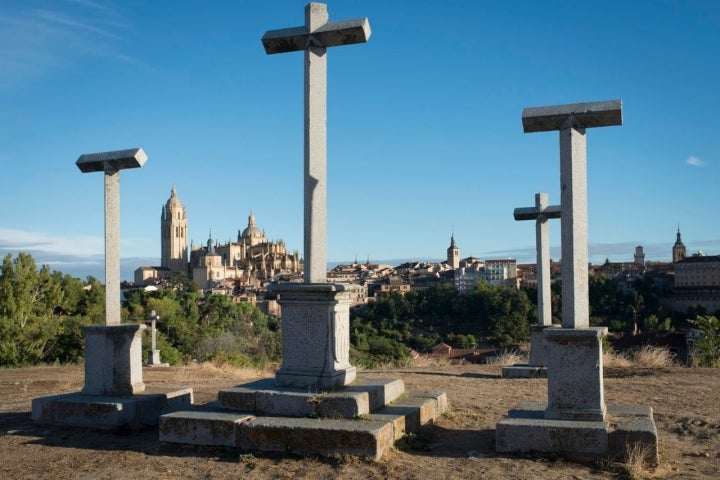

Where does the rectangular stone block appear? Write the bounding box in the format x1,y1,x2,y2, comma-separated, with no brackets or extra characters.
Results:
218,387,257,412
496,416,609,460
607,404,659,466
317,391,369,418
160,411,255,447
238,416,394,460
381,397,436,433
346,378,405,410
365,412,407,440
255,390,317,417
501,365,548,379
522,100,622,132
409,391,448,417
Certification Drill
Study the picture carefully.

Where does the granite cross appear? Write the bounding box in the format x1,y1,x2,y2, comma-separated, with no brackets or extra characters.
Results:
522,100,622,328
514,193,561,326
262,2,371,283
76,148,147,326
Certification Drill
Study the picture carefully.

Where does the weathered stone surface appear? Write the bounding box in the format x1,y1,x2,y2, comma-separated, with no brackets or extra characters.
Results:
409,391,448,417
545,328,607,422
317,390,369,418
238,416,394,460
160,410,254,447
346,378,405,410
381,396,436,433
496,402,658,464
522,100,622,132
270,283,357,390
31,387,192,430
75,147,147,172
83,324,146,396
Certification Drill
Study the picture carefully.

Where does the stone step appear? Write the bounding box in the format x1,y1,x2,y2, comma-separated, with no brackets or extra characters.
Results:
239,416,394,460
160,409,255,447
217,377,405,419
158,388,446,458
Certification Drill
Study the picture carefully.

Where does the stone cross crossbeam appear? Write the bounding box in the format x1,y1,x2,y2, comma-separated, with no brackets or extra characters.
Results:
514,193,560,326
76,148,147,326
262,2,371,284
522,100,622,328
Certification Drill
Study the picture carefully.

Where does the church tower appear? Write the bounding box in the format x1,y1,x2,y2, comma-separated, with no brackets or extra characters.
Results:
447,234,460,269
672,227,686,263
161,186,189,273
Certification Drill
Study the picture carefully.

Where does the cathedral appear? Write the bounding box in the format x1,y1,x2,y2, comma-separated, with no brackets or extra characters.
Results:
135,187,302,290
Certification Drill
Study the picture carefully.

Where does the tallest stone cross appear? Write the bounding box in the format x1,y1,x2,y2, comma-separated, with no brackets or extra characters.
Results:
262,2,371,283
263,3,370,389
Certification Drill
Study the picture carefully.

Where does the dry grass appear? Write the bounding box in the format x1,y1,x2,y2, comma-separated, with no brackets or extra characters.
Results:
484,349,528,366
604,346,674,369
614,441,657,480
631,345,675,368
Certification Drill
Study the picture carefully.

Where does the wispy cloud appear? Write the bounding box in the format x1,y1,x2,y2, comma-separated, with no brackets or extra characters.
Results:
0,1,134,90
686,156,706,167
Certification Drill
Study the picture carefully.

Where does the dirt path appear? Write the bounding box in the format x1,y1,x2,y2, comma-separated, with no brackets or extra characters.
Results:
1,362,718,479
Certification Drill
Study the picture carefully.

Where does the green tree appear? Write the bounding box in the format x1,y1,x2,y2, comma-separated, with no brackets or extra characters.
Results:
689,315,720,367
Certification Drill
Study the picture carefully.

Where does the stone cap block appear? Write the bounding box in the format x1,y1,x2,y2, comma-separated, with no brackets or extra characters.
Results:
262,18,371,54
522,100,622,132
544,326,608,340
76,148,147,173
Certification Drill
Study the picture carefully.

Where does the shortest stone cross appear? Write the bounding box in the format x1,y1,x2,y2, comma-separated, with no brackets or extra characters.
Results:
514,193,560,326
76,148,147,326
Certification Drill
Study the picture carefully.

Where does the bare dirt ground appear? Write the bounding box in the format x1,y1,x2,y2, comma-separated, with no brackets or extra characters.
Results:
1,362,718,479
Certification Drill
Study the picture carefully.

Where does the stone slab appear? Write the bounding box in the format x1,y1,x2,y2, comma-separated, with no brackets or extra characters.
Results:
380,396,437,433
501,365,548,379
219,377,403,419
365,412,407,440
238,416,394,460
522,100,622,132
409,391,448,417
345,378,405,410
496,402,658,464
31,387,192,430
76,148,147,172
160,410,255,447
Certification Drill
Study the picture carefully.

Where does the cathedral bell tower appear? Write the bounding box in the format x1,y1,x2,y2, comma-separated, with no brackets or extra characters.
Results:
161,186,189,273
447,234,460,269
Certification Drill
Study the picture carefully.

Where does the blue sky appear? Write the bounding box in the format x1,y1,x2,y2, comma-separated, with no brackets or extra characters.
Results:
1,0,718,281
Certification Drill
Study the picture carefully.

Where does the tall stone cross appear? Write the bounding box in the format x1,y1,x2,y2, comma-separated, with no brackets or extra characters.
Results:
76,148,147,326
522,100,622,328
262,2,371,283
514,193,560,326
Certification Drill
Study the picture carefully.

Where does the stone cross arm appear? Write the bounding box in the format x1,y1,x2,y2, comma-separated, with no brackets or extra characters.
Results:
262,17,371,54
76,148,147,173
514,205,561,221
522,99,622,133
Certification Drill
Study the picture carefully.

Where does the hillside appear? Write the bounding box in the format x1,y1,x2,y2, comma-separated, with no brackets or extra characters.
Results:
0,362,718,479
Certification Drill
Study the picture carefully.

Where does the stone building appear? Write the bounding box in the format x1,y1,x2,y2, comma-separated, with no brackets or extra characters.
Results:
190,211,302,290
134,188,301,290
673,253,720,314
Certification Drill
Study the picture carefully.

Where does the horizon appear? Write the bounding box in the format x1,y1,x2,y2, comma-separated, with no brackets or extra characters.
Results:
1,1,718,282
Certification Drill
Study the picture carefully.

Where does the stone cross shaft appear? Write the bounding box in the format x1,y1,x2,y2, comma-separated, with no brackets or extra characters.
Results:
262,2,371,283
522,100,622,328
514,193,560,326
76,148,147,326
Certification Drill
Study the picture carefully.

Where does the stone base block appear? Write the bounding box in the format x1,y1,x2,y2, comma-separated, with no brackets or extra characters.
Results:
501,364,548,378
239,416,395,460
160,377,446,460
32,387,193,430
495,402,658,464
275,366,356,390
160,410,254,447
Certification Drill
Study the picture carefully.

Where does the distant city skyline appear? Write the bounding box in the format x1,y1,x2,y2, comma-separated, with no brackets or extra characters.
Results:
1,1,718,281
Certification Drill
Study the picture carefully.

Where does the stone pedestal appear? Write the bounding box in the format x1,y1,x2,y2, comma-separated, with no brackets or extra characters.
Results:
146,349,168,367
544,327,606,421
271,283,357,389
33,323,192,430
83,324,146,396
501,324,559,378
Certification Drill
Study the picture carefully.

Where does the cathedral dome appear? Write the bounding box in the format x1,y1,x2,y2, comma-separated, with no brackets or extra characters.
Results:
241,211,265,245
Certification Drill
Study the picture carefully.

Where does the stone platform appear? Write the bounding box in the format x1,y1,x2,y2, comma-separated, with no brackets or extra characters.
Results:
32,386,193,430
496,402,658,464
160,377,448,460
